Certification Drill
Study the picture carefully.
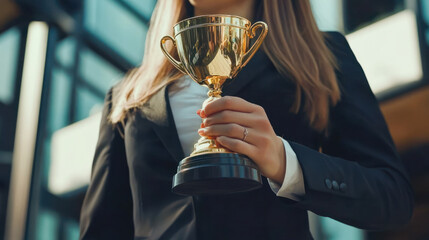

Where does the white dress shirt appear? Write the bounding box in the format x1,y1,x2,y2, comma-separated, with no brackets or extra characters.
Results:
168,76,305,201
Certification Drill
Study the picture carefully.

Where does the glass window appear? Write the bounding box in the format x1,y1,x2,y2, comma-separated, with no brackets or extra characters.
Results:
75,85,104,122
35,210,59,240
55,37,76,68
422,0,429,23
319,217,364,240
310,0,343,31
0,27,20,104
123,0,157,20
421,0,429,46
46,68,72,134
79,48,123,94
347,10,423,94
84,0,148,65
64,220,80,240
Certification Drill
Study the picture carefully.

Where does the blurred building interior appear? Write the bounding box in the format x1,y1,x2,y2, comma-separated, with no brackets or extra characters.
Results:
0,0,428,239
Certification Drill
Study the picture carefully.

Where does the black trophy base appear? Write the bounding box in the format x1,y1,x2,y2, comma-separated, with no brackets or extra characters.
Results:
172,152,263,196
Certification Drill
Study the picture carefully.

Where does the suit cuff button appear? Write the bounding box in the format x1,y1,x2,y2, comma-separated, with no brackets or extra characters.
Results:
340,183,347,192
332,180,339,191
325,179,332,189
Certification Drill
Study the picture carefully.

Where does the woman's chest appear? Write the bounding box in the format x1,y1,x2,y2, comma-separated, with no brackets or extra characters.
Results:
125,73,320,169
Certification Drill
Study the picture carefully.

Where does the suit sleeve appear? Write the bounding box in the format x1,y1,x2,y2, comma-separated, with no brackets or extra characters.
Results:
289,32,414,230
79,88,134,240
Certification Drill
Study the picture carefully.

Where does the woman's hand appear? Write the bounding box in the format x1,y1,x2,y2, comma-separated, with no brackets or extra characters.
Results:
197,96,286,184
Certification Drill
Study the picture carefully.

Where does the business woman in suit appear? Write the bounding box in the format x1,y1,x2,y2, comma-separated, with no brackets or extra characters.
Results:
79,0,414,239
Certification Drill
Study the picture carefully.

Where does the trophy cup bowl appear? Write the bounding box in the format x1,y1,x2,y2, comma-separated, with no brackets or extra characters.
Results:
160,15,268,196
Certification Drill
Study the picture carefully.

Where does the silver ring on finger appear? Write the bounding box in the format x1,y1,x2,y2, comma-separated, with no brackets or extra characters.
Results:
242,127,249,142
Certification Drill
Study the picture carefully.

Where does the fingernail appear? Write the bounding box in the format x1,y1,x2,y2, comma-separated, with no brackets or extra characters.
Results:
198,128,206,135
200,110,206,118
196,109,201,116
200,122,204,128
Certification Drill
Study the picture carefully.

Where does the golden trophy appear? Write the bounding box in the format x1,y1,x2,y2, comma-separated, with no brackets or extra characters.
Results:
160,15,268,195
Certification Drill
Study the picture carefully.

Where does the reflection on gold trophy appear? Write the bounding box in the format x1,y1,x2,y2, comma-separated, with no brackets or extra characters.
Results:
161,15,268,196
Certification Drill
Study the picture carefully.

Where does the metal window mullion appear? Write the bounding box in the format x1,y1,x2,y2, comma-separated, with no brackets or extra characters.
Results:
82,29,134,72
70,11,83,124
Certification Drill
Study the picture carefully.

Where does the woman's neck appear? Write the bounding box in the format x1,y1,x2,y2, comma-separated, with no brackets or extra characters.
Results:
193,1,256,21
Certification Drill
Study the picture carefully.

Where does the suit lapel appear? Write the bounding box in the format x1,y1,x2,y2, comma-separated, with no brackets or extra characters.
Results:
139,86,185,162
141,50,271,162
223,49,271,96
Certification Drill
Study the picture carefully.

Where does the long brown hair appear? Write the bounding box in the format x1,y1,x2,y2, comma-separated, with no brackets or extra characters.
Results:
110,0,340,132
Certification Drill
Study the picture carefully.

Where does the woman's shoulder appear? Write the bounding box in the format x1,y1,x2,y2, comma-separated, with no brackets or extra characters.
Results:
322,31,365,78
110,81,122,103
323,31,347,43
106,79,128,114
322,31,357,62
322,31,373,101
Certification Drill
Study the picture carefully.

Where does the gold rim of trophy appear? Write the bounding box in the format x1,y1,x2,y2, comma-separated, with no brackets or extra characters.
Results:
173,14,251,36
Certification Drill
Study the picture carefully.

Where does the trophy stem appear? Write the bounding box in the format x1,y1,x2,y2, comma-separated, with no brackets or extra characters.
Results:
189,76,233,156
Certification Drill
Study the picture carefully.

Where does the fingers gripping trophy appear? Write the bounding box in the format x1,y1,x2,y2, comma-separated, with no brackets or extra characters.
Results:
160,15,268,196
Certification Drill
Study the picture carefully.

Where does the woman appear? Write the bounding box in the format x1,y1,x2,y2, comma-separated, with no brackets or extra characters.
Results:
79,0,414,239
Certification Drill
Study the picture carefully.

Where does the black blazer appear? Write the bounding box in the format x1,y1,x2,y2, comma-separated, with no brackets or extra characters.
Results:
79,32,414,240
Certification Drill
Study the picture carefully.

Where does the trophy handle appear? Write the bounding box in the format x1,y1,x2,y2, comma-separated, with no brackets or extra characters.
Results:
241,21,269,68
160,36,187,74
